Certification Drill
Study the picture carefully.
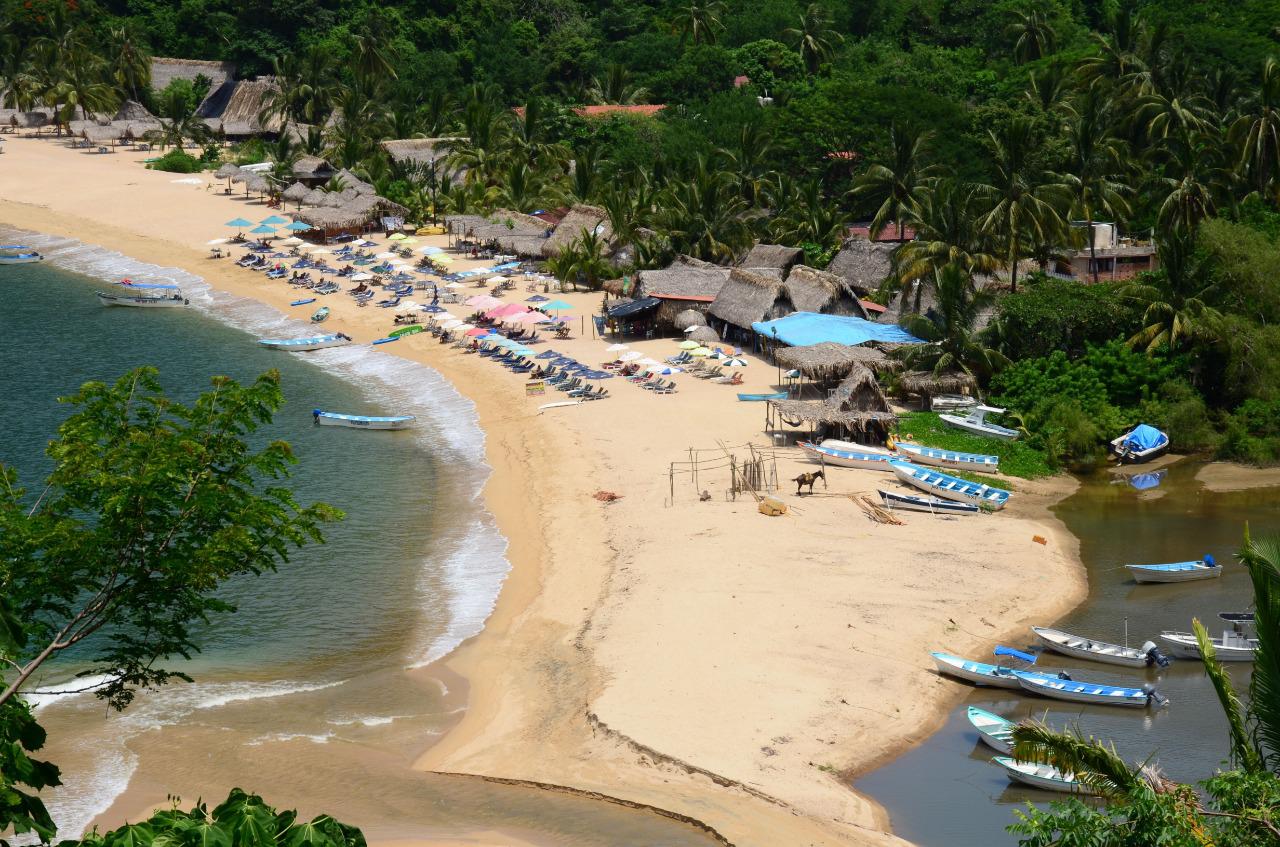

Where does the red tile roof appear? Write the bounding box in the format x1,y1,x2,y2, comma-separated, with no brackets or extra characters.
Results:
860,299,887,314
848,223,915,243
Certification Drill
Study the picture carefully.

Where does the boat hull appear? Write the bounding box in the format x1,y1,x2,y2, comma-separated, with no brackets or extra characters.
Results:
994,757,1096,794
96,293,188,307
800,442,892,471
1127,562,1221,583
738,392,787,401
967,707,1015,754
258,335,351,352
0,254,42,264
890,460,1010,510
313,411,415,430
1031,626,1152,668
1158,631,1257,662
939,413,1020,441
931,652,1059,690
928,394,978,412
878,489,978,515
1015,674,1154,708
894,441,1000,473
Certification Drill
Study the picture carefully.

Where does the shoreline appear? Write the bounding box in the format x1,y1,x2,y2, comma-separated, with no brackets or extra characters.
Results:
0,136,1089,847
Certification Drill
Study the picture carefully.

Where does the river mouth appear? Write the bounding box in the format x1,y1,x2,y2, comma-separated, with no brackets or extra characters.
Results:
856,457,1274,846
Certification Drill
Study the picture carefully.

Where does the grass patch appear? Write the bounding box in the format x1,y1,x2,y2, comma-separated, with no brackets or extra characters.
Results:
895,412,1055,480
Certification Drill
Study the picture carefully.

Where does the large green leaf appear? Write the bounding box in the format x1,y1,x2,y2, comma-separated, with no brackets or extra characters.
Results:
1192,617,1264,773
102,822,156,847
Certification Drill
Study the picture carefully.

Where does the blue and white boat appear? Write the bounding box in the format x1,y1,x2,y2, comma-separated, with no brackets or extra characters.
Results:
967,706,1016,753
1015,673,1166,709
800,441,893,471
893,441,1000,473
1126,557,1221,584
96,281,188,307
312,410,415,430
939,405,1020,441
0,244,43,264
1110,423,1169,464
890,460,1010,510
993,757,1098,794
878,489,978,515
930,651,1062,690
258,333,352,352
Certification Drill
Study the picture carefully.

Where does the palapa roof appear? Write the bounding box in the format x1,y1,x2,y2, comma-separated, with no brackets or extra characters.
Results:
686,325,720,343
897,370,978,397
214,162,241,179
282,181,310,201
637,257,731,302
826,238,894,294
543,204,612,257
673,309,707,330
784,265,869,319
294,196,409,230
445,211,550,256
197,77,281,136
114,100,157,123
775,342,895,380
302,187,327,206
82,124,123,143
380,137,469,180
768,364,896,431
709,265,867,330
740,243,803,272
150,58,235,93
292,156,333,178
9,111,50,128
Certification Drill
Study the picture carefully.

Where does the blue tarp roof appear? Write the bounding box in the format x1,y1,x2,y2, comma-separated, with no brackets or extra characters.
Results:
608,296,661,319
751,312,924,347
1123,424,1167,451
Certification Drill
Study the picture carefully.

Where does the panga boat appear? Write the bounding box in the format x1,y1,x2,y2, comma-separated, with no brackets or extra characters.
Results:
0,244,43,264
967,706,1015,754
992,756,1098,795
893,440,1000,473
878,489,978,515
929,394,978,412
939,405,1021,441
800,441,893,471
890,460,1010,510
312,410,415,430
96,280,188,307
310,306,329,323
1110,423,1169,464
258,333,351,352
930,650,1062,690
1158,629,1258,662
290,298,316,306
389,325,425,338
371,336,400,345
737,392,788,401
1015,674,1167,709
1126,557,1221,584
1032,626,1170,668
1218,612,1255,626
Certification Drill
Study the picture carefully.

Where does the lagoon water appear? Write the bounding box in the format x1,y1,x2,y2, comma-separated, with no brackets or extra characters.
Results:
859,460,1276,846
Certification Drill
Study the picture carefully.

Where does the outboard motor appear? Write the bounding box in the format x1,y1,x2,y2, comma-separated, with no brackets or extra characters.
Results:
1142,640,1171,668
1142,683,1169,708
1056,670,1073,681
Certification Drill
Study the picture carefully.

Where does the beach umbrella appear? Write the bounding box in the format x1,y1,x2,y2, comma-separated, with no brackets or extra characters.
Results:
486,275,506,284
308,248,331,255
678,340,701,350
388,232,407,241
686,325,720,343
673,309,706,331
215,163,240,179
284,221,311,231
260,215,287,225
225,217,252,228
282,236,303,246
721,357,749,367
535,350,560,360
349,273,373,281
691,346,712,357
250,224,277,235
619,351,643,361
541,299,572,311
206,237,227,245
650,366,680,375
419,245,443,254
465,294,502,308
508,311,545,324
487,303,527,318
527,294,550,303
433,254,455,264
606,342,629,351
375,251,397,259
638,358,661,366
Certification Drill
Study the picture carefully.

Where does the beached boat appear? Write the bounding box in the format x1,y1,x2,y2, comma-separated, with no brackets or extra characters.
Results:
1126,558,1221,584
258,333,352,352
1158,629,1258,662
930,652,1061,690
312,410,415,430
737,392,788,401
993,757,1099,795
890,460,1010,510
893,441,1000,473
0,244,43,264
1015,674,1166,708
967,707,1015,754
939,406,1021,441
371,336,399,345
389,325,424,338
878,489,978,515
1110,423,1169,464
800,441,893,471
1032,626,1170,668
96,281,188,307
290,298,316,306
929,394,978,412
310,306,329,323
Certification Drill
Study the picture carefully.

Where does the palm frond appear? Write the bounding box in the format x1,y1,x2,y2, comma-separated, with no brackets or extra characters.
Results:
1239,526,1280,768
1011,721,1151,799
1193,617,1265,773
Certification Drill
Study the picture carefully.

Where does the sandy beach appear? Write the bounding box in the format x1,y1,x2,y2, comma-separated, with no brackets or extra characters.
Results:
0,136,1088,846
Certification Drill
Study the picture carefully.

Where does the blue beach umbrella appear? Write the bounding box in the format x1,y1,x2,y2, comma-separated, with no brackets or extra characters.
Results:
541,299,572,311
283,221,311,231
260,215,288,225
526,294,549,303
250,224,277,235
225,218,252,227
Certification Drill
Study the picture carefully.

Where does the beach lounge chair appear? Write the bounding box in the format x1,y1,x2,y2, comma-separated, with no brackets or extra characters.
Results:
585,386,610,400
693,366,722,380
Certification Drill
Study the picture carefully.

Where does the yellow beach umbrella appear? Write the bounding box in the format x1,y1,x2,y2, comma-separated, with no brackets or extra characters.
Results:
434,255,455,264
388,233,407,241
678,340,700,350
691,346,712,356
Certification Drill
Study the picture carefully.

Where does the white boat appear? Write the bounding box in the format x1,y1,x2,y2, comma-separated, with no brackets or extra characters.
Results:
878,489,978,515
890,460,1010,510
893,440,1000,473
0,244,43,264
930,652,1061,690
939,405,1021,441
1032,626,1170,669
1110,424,1169,464
1158,629,1258,662
993,756,1099,795
800,441,893,471
929,394,978,412
258,333,352,352
967,706,1015,754
1015,673,1165,709
1126,558,1221,584
312,410,415,430
96,281,188,307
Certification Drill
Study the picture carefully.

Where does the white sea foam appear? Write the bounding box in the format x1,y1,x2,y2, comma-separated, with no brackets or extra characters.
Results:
245,730,335,746
25,674,115,712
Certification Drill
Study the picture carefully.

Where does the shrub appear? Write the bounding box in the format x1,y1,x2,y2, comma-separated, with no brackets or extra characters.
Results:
991,279,1140,360
1139,380,1218,452
147,149,201,173
1218,397,1280,464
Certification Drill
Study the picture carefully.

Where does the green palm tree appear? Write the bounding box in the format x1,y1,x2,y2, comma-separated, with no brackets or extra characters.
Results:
784,4,844,75
588,63,649,105
490,159,546,211
850,124,939,240
1230,57,1280,203
890,179,1000,313
106,27,149,103
654,157,753,262
1152,131,1227,235
1057,88,1132,283
717,123,775,206
1119,230,1221,352
152,82,209,150
1006,7,1057,64
671,1,726,46
554,230,614,291
898,263,1008,384
768,179,847,252
44,33,118,129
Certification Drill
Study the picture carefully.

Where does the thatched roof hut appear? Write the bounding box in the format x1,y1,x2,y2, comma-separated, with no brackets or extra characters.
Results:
767,364,896,436
293,196,410,233
444,211,550,257
197,77,281,136
10,111,50,128
826,238,894,294
542,204,612,257
113,100,157,123
214,162,241,179
740,243,803,273
897,370,978,399
775,342,896,382
673,309,707,330
292,156,333,181
150,58,235,94
282,182,310,203
637,257,732,327
302,187,327,207
82,124,123,144
380,137,469,182
709,265,867,332
243,173,272,194
334,168,375,194
686,325,720,343
784,265,869,319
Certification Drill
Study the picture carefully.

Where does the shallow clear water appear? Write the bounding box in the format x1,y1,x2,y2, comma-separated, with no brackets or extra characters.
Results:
858,460,1275,845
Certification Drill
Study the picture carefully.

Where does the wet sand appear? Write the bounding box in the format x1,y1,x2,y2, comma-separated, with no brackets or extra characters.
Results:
1196,461,1280,492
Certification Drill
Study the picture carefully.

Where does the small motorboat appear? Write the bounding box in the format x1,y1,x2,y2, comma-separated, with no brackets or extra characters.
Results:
930,650,1062,690
290,298,316,306
878,489,978,515
1159,628,1258,662
1218,612,1255,626
1032,626,1170,668
1111,424,1169,464
0,244,43,264
890,460,1010,510
893,441,1000,473
800,441,893,471
96,280,188,307
258,333,351,352
1015,674,1166,709
310,306,330,323
967,706,1015,754
312,410,415,430
737,392,788,401
389,325,425,338
939,405,1021,441
371,336,400,345
1126,557,1221,584
929,394,978,412
992,756,1098,795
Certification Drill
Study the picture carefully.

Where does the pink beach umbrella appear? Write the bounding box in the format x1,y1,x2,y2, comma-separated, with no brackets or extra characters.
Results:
465,294,503,308
508,311,545,324
484,303,527,319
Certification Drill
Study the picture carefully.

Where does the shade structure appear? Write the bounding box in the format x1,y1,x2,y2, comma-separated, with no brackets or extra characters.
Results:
420,245,443,254
541,299,572,311
282,182,309,203
433,254,455,264
214,163,241,179
686,325,720,343
690,346,712,356
465,327,492,337
261,215,288,225
465,295,502,308
485,303,527,318
349,273,373,281
673,309,707,331
618,351,643,361
721,357,748,367
527,295,550,303
225,218,253,227
606,343,629,351
282,236,303,246
284,221,311,231
678,340,701,350
752,312,924,347
388,233,407,240
250,224,277,234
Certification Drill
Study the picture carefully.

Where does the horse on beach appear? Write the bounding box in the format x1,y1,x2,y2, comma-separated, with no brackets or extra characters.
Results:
792,469,826,495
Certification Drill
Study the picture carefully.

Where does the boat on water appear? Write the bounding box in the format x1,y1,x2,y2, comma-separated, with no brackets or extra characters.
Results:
1032,626,1171,668
1159,628,1258,662
1015,673,1166,709
992,756,1098,795
389,325,424,338
310,306,329,323
800,441,893,471
0,244,43,264
967,706,1015,754
878,489,978,515
258,333,351,352
931,651,1062,690
890,460,1010,510
290,298,316,306
929,394,978,412
1126,557,1221,584
312,410,415,430
1110,423,1169,464
96,280,188,307
939,405,1021,441
1218,612,1255,626
893,440,1000,473
737,392,788,401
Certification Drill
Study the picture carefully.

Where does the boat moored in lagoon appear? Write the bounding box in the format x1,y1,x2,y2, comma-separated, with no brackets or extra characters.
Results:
258,333,352,352
1015,673,1167,709
312,410,415,430
1126,557,1221,584
96,280,188,307
890,460,1010,510
0,244,43,264
939,405,1021,441
967,707,1016,754
930,650,1063,690
893,440,1000,473
993,756,1099,795
800,441,894,470
878,489,978,515
1158,629,1258,662
1110,423,1170,464
1032,625,1171,668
